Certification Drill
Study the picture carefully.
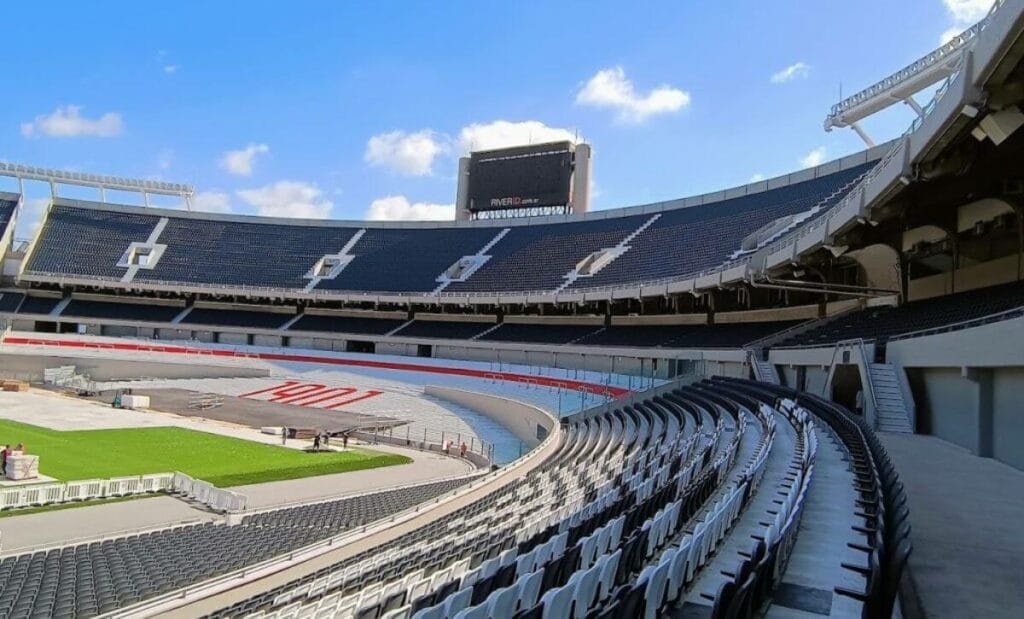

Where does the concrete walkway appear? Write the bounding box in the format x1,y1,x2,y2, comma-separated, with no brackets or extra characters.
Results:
236,442,476,509
768,424,863,618
0,496,212,554
880,433,1024,619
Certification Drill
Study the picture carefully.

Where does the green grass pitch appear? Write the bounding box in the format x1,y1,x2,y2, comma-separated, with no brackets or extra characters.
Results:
0,420,411,487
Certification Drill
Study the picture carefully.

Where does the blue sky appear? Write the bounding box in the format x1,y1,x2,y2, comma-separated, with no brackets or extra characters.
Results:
0,1,991,235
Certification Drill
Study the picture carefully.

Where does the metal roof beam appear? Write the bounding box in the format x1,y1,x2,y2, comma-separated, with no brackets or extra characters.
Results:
0,161,193,197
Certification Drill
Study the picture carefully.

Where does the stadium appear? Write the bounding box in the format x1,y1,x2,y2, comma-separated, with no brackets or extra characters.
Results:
0,1,1022,618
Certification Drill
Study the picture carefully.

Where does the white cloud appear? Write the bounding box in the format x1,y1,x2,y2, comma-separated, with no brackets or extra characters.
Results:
770,62,810,84
220,143,270,176
366,196,454,221
940,27,964,44
458,120,578,152
236,181,333,219
576,66,690,123
163,64,180,74
364,130,444,176
940,1,991,43
942,0,991,22
21,105,123,138
192,190,232,213
799,147,827,168
749,173,766,183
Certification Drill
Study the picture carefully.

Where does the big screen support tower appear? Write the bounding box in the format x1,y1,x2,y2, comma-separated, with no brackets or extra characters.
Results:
454,141,591,220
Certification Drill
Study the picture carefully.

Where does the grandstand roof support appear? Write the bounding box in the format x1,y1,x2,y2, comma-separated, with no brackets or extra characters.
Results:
851,122,876,148
823,7,999,140
0,161,194,205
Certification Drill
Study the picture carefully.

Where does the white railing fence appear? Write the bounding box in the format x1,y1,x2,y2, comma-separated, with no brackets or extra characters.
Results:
0,471,247,514
0,472,173,511
170,472,248,513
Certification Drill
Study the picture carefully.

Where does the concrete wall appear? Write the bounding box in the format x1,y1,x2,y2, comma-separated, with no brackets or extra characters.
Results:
993,367,1024,470
908,254,1020,301
425,385,556,448
0,353,268,382
100,324,139,338
219,332,248,346
886,316,1024,367
252,334,282,348
376,342,416,356
907,365,1024,469
911,367,984,453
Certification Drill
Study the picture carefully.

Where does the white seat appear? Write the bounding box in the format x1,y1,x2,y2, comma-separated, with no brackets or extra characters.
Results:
335,599,359,619
516,551,536,577
516,570,544,611
578,535,598,571
485,585,519,619
595,526,612,558
666,537,691,602
452,603,488,619
597,549,621,602
381,606,411,619
642,555,672,619
572,563,602,618
460,567,482,589
551,532,568,559
499,549,517,568
480,557,500,580
540,582,575,619
407,578,431,605
609,516,625,549
443,588,472,618
534,540,554,569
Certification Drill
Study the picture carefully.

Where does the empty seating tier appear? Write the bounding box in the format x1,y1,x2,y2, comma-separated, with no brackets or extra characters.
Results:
15,296,60,316
22,163,878,298
567,162,875,291
0,291,26,313
181,307,293,329
574,320,804,349
778,279,1024,347
0,195,17,238
0,477,475,618
315,228,497,293
61,299,184,322
26,205,160,279
391,320,494,340
200,376,907,619
289,314,407,335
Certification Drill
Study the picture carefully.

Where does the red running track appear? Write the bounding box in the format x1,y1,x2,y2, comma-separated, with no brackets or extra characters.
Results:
2,336,631,397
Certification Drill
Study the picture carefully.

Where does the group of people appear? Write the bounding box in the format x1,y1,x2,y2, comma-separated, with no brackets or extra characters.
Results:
281,427,351,451
312,431,349,451
444,440,469,458
0,443,27,476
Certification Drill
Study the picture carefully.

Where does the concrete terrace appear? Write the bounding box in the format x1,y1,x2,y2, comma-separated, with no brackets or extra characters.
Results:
880,433,1024,619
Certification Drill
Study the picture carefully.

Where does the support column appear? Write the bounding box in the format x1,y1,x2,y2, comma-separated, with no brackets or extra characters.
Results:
963,367,994,458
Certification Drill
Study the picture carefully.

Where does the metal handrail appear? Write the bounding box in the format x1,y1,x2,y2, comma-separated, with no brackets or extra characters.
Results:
822,338,877,417
826,0,1004,118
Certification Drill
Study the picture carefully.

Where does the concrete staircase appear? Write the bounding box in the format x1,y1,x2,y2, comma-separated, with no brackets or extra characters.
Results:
868,363,914,433
747,349,781,384
753,359,781,385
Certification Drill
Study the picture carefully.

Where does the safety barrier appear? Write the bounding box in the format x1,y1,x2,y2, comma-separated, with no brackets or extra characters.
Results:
171,472,248,513
0,472,174,511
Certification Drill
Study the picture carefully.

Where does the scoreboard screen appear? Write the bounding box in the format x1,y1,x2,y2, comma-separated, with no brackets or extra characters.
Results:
467,143,573,212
